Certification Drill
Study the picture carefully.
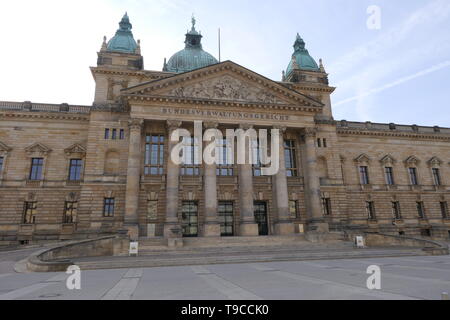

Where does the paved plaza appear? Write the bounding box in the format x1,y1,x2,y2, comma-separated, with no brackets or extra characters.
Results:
0,248,449,300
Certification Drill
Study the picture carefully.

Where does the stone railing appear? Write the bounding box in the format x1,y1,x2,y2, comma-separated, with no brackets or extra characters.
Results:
363,232,449,256
0,101,91,114
26,234,130,272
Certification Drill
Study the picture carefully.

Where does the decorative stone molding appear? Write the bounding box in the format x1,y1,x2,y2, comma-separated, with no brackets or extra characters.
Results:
147,192,159,201
64,143,86,158
25,143,52,156
239,123,254,130
0,141,12,155
203,121,219,129
104,191,115,198
427,156,442,167
65,192,79,202
26,192,37,202
354,153,371,164
380,155,396,166
273,125,287,133
166,120,183,131
128,118,144,131
404,156,420,167
302,127,317,138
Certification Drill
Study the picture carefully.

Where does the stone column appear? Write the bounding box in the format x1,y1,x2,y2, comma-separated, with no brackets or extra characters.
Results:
273,126,295,235
238,124,259,236
202,122,221,237
164,120,183,239
124,118,144,240
302,128,329,233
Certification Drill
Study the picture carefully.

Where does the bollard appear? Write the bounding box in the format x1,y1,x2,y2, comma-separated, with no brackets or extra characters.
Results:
442,292,449,300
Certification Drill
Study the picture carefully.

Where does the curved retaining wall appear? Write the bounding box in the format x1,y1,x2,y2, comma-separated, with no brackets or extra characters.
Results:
364,232,449,256
26,236,129,272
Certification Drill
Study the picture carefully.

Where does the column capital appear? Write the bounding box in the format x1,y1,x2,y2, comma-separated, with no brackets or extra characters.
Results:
239,123,254,130
302,127,317,138
128,118,144,131
166,120,183,131
203,121,219,129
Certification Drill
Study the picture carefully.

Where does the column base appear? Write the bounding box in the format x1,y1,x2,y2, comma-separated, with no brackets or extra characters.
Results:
239,223,259,236
274,222,295,235
202,223,221,237
164,223,183,239
123,224,139,241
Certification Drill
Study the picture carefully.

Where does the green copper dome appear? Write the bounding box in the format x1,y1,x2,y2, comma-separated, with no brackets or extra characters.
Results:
107,13,138,54
286,34,319,75
164,17,218,73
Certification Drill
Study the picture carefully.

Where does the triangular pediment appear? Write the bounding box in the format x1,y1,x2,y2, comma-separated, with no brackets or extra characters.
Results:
0,141,12,153
427,156,442,167
380,155,396,165
64,143,86,155
122,61,323,108
354,153,371,164
404,155,420,166
25,142,52,155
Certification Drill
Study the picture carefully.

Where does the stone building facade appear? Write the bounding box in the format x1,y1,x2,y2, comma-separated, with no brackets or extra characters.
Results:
0,14,449,245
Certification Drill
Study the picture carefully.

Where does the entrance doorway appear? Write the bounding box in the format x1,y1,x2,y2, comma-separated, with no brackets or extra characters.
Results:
219,201,234,236
254,201,269,236
182,201,198,237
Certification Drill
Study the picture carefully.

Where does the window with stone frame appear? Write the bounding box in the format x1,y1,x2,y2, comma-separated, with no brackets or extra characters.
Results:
416,201,426,219
216,138,234,176
432,168,442,186
181,137,200,176
29,158,44,181
63,201,78,224
104,128,110,140
440,201,449,219
103,198,115,217
385,167,395,185
289,200,299,219
359,166,370,185
322,197,332,216
408,167,419,185
366,201,376,220
284,140,298,177
68,159,83,181
119,129,125,140
145,134,165,175
23,201,37,224
0,157,3,174
392,201,402,220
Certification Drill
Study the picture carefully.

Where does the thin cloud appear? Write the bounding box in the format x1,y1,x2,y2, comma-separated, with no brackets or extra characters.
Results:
334,60,450,106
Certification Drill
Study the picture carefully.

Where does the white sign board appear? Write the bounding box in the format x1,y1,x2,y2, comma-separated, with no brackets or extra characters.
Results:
129,242,139,256
355,236,365,248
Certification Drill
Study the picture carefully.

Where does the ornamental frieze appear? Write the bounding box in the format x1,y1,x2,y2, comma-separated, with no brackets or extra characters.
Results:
168,75,284,104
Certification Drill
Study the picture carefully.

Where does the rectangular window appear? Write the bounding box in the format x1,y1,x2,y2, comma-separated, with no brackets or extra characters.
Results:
112,129,117,140
0,157,3,173
416,201,426,219
182,201,198,237
119,129,125,140
392,201,402,220
104,128,110,140
366,201,376,220
216,138,234,176
432,168,441,186
359,166,370,185
181,137,200,176
218,201,234,236
252,139,262,177
409,167,419,185
284,140,298,177
68,159,83,181
64,201,77,223
145,135,165,175
147,200,158,221
317,138,322,148
29,158,44,181
289,200,299,219
103,198,115,217
440,202,449,219
322,197,332,216
323,138,327,148
385,167,395,185
23,202,37,224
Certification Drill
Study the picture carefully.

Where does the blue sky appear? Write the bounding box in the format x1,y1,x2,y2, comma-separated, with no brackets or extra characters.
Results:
0,0,449,126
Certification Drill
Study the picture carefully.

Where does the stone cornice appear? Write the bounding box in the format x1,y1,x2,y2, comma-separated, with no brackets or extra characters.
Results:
337,128,450,141
90,66,175,79
124,94,321,113
0,111,89,122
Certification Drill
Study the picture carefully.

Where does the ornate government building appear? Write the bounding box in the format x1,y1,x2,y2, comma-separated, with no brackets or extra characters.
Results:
0,14,449,245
